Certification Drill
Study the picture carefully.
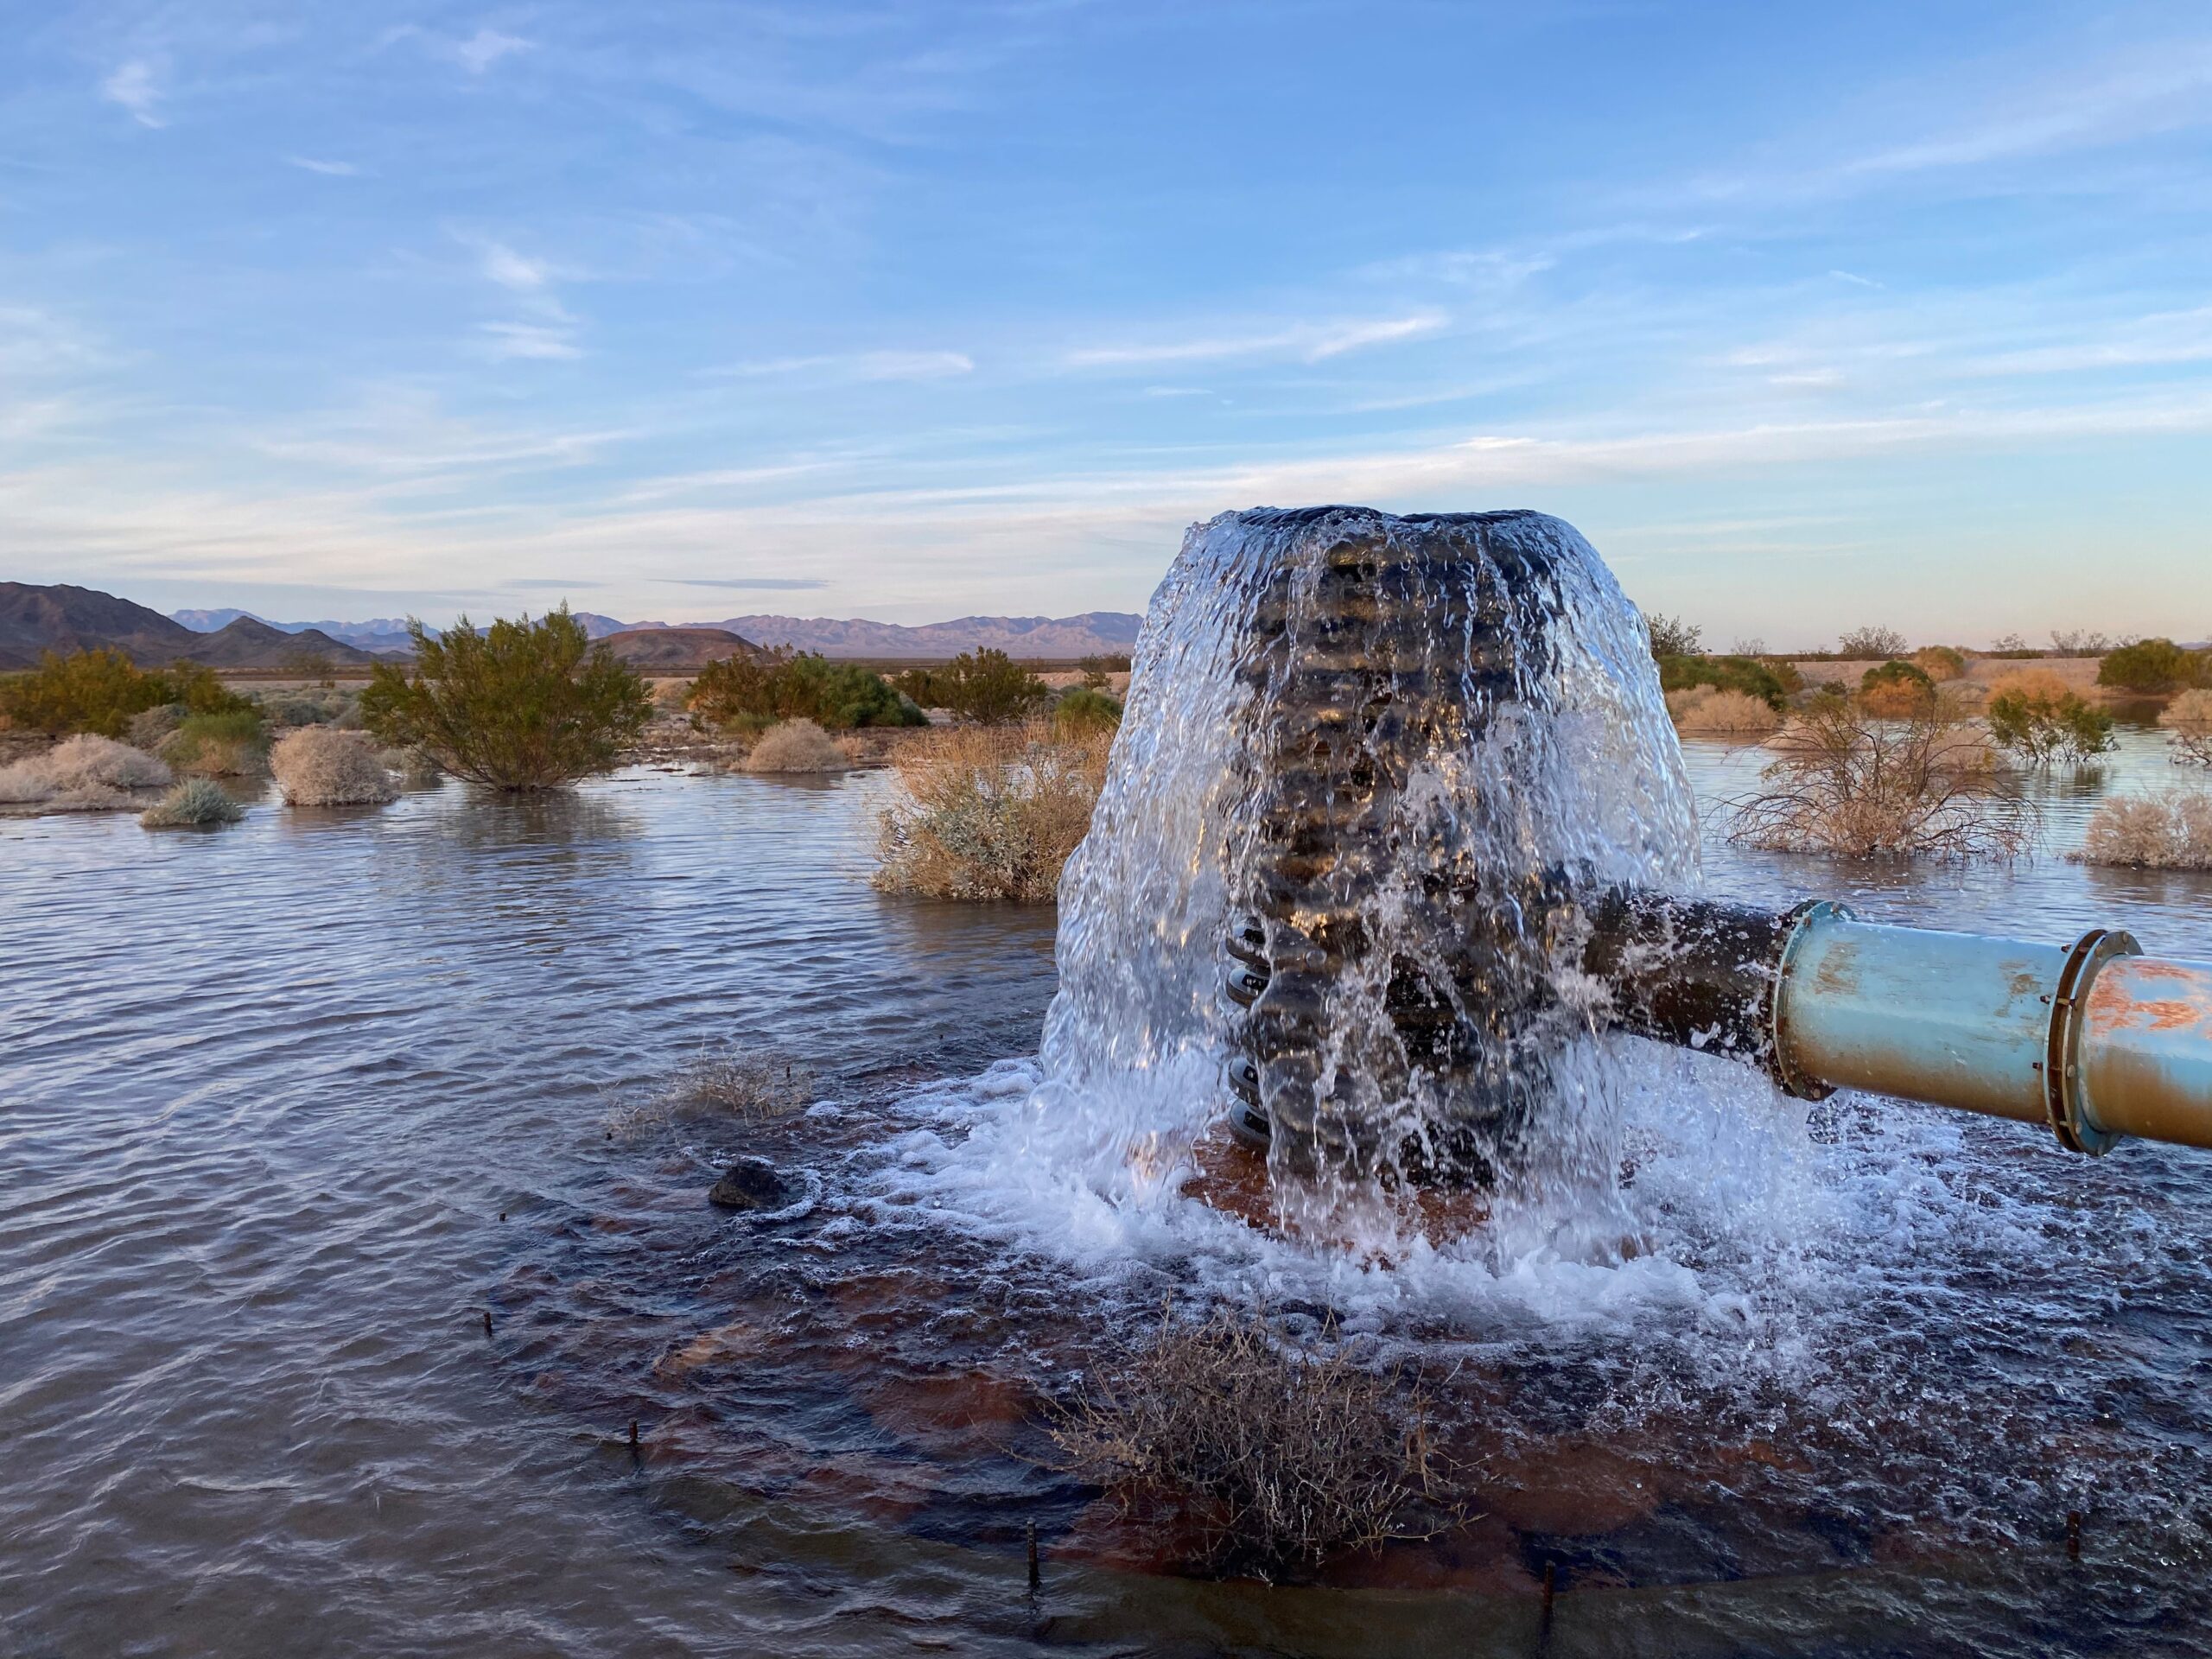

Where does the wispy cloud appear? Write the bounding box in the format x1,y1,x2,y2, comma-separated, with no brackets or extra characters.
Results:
454,29,532,74
101,60,163,128
475,321,582,360
710,349,974,383
657,576,831,589
1829,269,1883,289
1064,311,1446,369
458,235,581,359
510,577,601,588
287,156,363,177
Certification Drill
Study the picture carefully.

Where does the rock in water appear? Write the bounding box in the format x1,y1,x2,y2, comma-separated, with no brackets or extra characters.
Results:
709,1158,795,1212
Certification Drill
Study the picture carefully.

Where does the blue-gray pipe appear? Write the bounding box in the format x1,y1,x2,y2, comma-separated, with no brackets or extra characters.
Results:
1582,893,2212,1155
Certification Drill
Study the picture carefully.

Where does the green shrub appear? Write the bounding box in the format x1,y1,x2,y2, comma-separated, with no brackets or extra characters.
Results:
1657,653,1788,709
1858,658,1936,716
1911,645,1967,682
160,709,269,775
688,649,924,732
0,650,250,739
360,608,652,790
1643,613,1702,658
1077,652,1131,688
893,648,1052,724
2098,638,2206,695
1839,626,1908,658
1987,688,2116,766
141,777,245,828
1052,687,1122,736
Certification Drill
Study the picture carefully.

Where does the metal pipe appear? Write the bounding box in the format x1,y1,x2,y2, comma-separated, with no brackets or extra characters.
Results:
1581,896,2212,1156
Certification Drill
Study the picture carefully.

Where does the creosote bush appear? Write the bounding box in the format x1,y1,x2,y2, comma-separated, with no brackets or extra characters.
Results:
689,650,924,733
2074,791,2212,870
1911,645,1967,682
1986,685,2115,767
0,649,249,739
2160,689,2212,766
0,733,173,806
361,608,652,791
270,726,398,805
1643,613,1703,658
1666,685,1781,734
141,777,245,828
874,720,1109,901
2099,637,2208,696
1732,701,2030,859
1837,625,1909,659
743,717,849,773
893,648,1052,724
1044,1305,1446,1583
160,709,269,777
1052,686,1122,737
1658,652,1789,709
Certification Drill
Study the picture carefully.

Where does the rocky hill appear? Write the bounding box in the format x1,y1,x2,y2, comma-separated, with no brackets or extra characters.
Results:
596,626,759,671
173,608,423,653
1,583,376,670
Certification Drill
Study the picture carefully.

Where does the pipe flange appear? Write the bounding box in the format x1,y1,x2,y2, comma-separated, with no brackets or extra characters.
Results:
1767,899,1851,1102
2044,927,2140,1155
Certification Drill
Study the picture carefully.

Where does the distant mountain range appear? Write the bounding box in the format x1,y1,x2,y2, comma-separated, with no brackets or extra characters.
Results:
1,582,1143,673
1,584,378,671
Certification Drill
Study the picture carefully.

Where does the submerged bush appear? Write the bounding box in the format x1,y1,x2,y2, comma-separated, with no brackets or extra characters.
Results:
377,745,444,788
604,1046,813,1141
270,726,397,805
2160,689,2212,766
1730,702,2029,859
893,648,1052,724
0,733,173,804
1052,686,1122,737
1667,686,1781,735
874,721,1109,901
1044,1306,1446,1583
1986,685,2115,767
0,650,248,738
690,650,924,733
141,777,245,828
2074,791,2212,870
1657,652,1788,709
361,608,652,791
742,718,849,773
160,709,269,776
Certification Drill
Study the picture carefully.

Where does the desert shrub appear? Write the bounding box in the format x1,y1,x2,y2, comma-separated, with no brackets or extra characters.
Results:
1077,652,1131,689
2073,791,2212,870
1986,667,2072,704
1643,613,1703,658
360,608,652,791
141,777,245,828
126,702,188,748
743,718,849,773
689,650,924,733
2050,629,2114,657
1729,701,2030,859
893,649,1052,724
255,686,360,729
1986,686,2115,766
0,650,249,738
1912,645,1967,682
2160,689,2212,766
270,726,397,805
0,732,175,806
2099,638,2205,695
1044,1305,1446,1583
1668,686,1782,735
875,721,1109,901
160,709,269,776
1657,653,1788,709
1857,658,1936,716
1052,687,1122,737
1838,626,1909,659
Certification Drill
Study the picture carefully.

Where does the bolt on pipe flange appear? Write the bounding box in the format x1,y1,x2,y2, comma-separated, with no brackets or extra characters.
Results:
2044,926,2141,1155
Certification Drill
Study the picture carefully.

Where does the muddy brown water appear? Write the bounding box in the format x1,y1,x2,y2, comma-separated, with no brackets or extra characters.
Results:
3,736,2210,1657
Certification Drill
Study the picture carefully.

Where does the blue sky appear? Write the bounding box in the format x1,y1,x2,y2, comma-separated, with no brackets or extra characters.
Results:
3,2,2209,645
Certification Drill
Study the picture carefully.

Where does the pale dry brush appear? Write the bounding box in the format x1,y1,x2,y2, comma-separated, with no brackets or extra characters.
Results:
874,720,1111,902
0,734,172,804
2073,791,2212,870
1732,700,2031,859
270,726,398,805
1042,1303,1453,1583
1666,685,1781,735
742,717,849,773
2161,689,2212,767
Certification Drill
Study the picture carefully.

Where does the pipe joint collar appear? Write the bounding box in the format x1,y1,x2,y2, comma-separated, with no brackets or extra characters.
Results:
2044,926,2141,1155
